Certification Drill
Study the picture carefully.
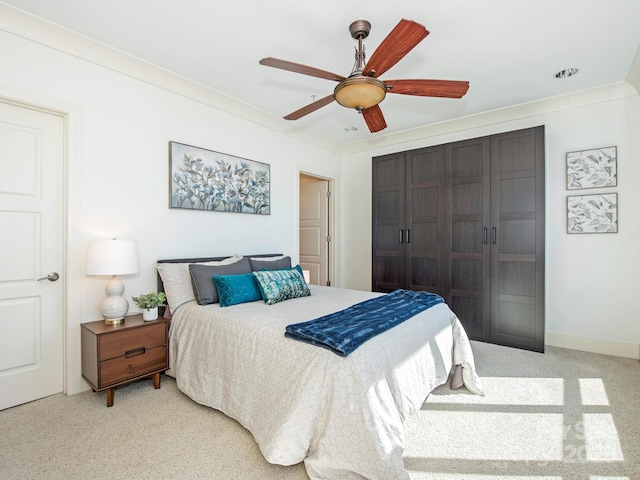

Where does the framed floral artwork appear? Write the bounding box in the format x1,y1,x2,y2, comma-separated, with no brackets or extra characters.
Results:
566,146,617,190
169,141,270,215
567,193,617,234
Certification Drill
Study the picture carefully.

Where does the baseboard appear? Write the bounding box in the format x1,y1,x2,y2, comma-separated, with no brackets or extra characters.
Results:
546,331,640,360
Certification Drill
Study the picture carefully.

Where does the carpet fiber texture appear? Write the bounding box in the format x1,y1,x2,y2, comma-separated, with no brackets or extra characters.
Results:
1,341,638,479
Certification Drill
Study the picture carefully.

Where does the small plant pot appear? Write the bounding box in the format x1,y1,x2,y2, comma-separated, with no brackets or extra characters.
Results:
142,307,158,321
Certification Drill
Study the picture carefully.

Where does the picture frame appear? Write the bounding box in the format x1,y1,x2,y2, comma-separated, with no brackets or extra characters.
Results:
567,193,617,234
566,146,617,190
169,141,270,215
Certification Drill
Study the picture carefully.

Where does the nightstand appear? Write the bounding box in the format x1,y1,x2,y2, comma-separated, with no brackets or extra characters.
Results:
81,314,169,407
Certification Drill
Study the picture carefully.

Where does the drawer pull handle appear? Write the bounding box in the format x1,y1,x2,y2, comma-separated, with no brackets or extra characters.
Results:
125,347,146,358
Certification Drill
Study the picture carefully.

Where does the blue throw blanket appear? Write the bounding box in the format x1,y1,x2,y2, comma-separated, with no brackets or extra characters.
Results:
285,289,444,357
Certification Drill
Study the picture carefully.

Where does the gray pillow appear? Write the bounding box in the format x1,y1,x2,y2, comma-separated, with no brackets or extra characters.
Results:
189,257,251,305
249,256,292,271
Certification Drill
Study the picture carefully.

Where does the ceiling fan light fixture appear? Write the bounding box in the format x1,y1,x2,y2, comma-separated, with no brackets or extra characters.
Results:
260,19,468,133
334,76,386,110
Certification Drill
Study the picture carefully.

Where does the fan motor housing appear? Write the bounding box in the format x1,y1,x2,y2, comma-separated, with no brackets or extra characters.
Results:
349,20,371,39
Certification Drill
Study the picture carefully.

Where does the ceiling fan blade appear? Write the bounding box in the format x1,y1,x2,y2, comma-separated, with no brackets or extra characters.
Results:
283,94,335,120
385,79,470,98
363,19,429,78
260,57,346,82
361,105,387,133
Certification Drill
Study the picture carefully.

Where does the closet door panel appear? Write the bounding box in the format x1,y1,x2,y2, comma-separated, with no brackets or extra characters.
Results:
499,176,536,213
445,137,491,341
372,256,403,292
406,147,444,294
495,298,536,339
375,223,402,251
451,221,483,253
499,219,536,254
375,154,404,187
372,153,406,292
375,191,401,222
451,183,484,216
450,296,485,336
410,257,441,292
490,126,545,352
498,260,536,296
451,258,483,292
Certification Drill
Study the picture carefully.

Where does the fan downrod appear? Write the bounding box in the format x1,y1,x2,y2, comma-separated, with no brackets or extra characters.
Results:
349,20,371,40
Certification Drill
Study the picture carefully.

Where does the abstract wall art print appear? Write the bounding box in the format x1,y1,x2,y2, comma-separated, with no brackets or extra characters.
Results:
566,146,617,190
169,141,270,215
567,193,617,234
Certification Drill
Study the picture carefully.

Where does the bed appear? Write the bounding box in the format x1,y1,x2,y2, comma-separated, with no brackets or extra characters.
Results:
157,254,483,480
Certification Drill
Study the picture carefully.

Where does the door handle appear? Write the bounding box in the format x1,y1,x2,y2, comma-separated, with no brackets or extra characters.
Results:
399,229,404,244
405,229,410,244
483,227,488,245
38,272,60,282
492,227,497,245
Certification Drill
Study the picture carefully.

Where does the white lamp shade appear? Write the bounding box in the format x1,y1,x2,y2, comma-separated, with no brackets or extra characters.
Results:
85,239,139,276
85,239,139,323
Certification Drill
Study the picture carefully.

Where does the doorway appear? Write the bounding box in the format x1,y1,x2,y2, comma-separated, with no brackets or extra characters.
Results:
0,98,65,410
299,173,332,286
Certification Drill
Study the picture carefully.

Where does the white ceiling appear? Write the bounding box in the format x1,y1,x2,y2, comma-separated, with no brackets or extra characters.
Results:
3,0,639,146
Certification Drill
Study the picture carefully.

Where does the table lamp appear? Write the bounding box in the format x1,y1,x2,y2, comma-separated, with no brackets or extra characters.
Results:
85,238,139,324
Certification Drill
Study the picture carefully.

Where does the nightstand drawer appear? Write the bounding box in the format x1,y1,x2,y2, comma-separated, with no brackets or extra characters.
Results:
99,322,165,360
100,345,167,386
82,315,169,406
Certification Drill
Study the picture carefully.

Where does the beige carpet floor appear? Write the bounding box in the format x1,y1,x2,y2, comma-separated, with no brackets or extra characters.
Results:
1,341,639,480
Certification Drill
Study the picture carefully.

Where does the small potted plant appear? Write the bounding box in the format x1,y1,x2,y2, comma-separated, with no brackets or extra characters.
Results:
131,290,167,321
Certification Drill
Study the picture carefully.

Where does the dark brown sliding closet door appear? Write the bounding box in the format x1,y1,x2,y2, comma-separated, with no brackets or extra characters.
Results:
372,147,444,294
444,136,491,341
405,146,445,295
489,127,545,352
372,152,406,293
373,126,544,352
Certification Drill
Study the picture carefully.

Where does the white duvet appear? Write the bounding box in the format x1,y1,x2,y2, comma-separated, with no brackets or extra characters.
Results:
167,285,483,480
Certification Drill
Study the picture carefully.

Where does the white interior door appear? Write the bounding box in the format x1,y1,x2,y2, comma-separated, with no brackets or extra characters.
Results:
299,174,329,286
0,99,64,410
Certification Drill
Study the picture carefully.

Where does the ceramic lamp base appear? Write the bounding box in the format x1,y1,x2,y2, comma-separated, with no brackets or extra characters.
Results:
100,276,129,324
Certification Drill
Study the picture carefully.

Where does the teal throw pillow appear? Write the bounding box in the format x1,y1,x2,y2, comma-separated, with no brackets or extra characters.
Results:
213,273,262,307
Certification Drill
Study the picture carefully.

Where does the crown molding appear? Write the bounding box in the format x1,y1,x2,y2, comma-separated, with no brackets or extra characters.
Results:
0,3,343,153
2,3,637,157
340,81,638,154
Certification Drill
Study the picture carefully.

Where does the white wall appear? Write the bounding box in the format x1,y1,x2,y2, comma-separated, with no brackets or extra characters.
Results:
339,94,640,358
0,29,341,394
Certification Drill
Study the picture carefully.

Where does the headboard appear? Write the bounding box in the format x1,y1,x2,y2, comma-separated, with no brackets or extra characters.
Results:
156,253,283,316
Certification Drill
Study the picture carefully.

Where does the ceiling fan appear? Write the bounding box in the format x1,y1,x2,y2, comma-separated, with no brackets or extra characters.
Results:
259,19,470,133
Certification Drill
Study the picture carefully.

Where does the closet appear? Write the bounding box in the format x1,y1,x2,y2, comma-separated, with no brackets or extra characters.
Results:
371,146,445,295
372,126,545,352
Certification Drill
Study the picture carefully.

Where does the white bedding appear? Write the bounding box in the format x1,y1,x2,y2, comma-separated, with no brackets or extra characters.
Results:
167,285,483,480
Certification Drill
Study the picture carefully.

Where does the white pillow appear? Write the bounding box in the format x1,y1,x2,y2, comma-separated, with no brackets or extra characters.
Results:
157,255,242,312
